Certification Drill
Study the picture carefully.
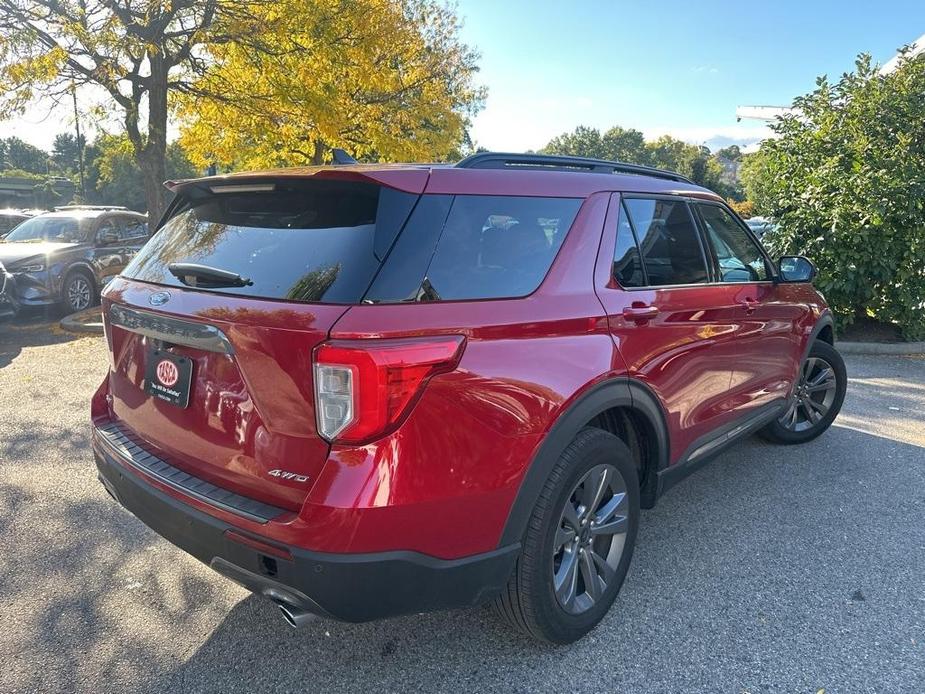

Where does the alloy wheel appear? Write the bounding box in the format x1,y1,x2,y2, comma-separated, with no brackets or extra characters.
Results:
552,463,628,615
67,276,92,312
779,356,838,432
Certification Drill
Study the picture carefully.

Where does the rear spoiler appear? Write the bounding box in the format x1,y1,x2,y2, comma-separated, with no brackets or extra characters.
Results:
157,167,431,232
164,167,429,197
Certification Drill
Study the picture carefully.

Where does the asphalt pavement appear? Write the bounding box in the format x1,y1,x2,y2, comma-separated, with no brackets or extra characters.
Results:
0,317,922,694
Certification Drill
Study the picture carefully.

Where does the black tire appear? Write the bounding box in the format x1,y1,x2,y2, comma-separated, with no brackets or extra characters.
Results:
491,427,640,644
60,269,96,313
760,340,847,445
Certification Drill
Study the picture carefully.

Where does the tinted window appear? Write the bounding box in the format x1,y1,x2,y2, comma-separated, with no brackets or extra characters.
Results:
613,202,645,287
121,219,148,241
364,195,453,302
623,198,708,286
698,204,770,282
123,182,417,304
422,195,582,300
96,219,120,244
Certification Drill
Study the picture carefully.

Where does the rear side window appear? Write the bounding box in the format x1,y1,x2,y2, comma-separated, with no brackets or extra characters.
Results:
420,195,582,301
121,218,148,241
613,202,645,288
122,182,417,304
697,204,770,282
623,198,708,286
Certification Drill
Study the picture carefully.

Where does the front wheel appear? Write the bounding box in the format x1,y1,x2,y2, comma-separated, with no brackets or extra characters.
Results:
61,270,95,313
760,340,847,444
492,427,639,644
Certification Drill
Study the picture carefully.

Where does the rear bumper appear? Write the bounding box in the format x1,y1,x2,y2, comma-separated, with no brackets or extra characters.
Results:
94,442,519,622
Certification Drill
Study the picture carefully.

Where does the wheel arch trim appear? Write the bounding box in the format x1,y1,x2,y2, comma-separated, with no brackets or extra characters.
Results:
498,376,670,546
60,262,97,291
802,310,836,364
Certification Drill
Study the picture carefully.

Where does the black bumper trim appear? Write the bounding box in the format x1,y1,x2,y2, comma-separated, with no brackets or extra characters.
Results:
94,422,286,524
95,447,520,622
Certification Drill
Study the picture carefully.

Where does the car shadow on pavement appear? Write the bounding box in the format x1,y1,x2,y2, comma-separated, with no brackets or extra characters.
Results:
0,475,229,693
0,308,86,370
123,424,924,694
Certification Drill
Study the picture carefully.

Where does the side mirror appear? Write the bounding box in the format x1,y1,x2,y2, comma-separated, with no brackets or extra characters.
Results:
777,255,816,283
97,229,119,245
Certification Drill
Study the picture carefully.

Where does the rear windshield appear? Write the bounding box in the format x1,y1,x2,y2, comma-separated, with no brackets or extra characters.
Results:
122,182,417,304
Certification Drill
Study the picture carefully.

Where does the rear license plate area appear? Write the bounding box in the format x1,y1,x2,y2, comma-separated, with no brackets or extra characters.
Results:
144,348,193,408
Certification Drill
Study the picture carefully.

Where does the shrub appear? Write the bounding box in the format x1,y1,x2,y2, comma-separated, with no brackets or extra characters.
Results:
727,198,755,218
745,52,925,340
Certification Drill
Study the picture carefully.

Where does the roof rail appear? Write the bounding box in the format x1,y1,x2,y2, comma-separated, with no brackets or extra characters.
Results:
455,152,694,184
53,204,129,211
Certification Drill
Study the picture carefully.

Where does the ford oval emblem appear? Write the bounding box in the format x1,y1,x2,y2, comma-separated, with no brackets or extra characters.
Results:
149,291,171,306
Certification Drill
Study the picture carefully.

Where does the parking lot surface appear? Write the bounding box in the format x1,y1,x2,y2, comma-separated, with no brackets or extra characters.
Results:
1,318,923,693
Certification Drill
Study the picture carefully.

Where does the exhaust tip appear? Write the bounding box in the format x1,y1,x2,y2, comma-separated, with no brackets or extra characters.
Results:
276,601,314,629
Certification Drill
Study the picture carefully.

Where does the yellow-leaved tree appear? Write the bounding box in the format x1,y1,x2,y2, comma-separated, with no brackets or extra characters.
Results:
179,0,484,169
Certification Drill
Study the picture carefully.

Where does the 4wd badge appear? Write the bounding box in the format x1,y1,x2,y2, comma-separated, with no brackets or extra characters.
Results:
268,469,309,483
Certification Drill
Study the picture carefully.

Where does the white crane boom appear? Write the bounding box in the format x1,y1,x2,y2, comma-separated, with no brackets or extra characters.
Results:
735,105,796,122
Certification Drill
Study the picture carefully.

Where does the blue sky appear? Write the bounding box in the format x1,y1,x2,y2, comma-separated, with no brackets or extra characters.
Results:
458,0,925,152
2,1,924,154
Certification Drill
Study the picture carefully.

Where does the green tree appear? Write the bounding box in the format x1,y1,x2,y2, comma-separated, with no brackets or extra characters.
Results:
0,136,49,173
89,134,196,212
543,128,724,191
542,125,607,159
51,133,84,175
645,136,724,190
543,125,648,164
716,145,743,161
746,52,925,339
739,151,775,216
601,126,648,163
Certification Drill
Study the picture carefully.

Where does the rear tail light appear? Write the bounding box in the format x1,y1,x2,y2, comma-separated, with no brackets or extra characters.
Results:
313,335,466,444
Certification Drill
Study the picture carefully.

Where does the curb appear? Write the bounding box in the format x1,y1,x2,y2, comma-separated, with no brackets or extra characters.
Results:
836,340,925,355
60,307,104,335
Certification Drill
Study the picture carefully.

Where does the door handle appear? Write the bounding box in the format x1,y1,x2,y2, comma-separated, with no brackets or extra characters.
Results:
740,298,758,315
622,304,659,322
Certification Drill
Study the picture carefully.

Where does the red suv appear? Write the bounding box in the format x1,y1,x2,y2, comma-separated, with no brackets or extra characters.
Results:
92,153,846,643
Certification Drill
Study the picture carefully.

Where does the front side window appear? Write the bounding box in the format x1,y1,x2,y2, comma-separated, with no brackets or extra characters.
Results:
421,195,582,300
698,204,770,282
623,198,708,286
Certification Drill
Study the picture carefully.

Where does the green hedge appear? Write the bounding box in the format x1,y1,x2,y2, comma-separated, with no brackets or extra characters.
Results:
743,52,925,340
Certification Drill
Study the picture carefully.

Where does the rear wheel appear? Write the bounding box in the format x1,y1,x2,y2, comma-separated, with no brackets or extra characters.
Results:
492,427,639,643
61,270,95,313
760,340,846,444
